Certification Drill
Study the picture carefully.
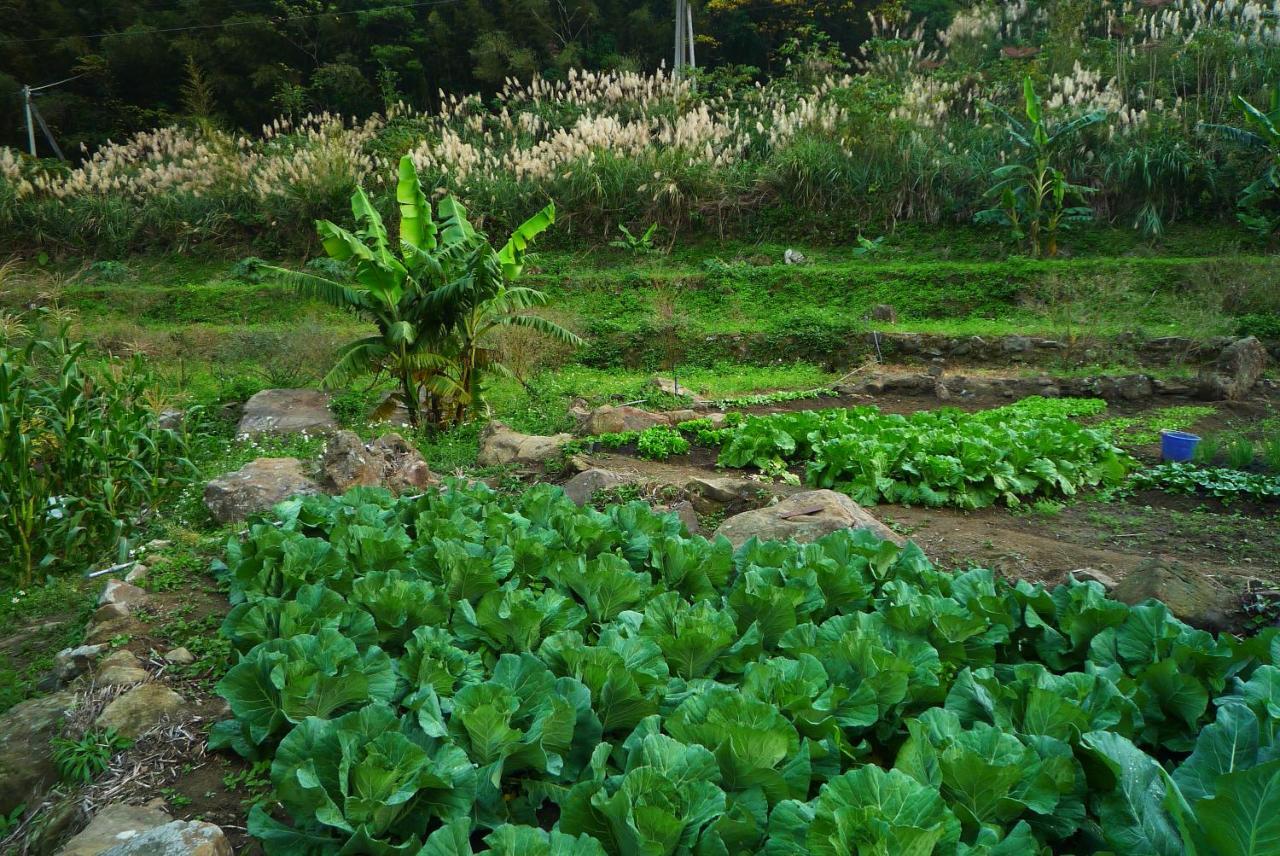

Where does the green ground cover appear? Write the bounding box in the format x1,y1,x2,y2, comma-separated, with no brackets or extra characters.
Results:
4,229,1275,392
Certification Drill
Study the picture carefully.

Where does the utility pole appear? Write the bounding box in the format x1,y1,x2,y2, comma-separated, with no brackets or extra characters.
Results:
22,85,36,156
19,74,82,161
673,0,695,79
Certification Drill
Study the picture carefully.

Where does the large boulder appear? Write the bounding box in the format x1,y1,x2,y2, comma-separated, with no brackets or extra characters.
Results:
0,690,77,815
1197,336,1267,401
83,615,147,647
477,421,572,467
1112,558,1235,631
95,650,150,687
652,377,705,402
203,458,321,523
56,803,174,856
320,431,437,493
561,469,631,505
686,476,768,513
713,489,904,549
579,405,669,435
99,821,232,856
54,644,107,685
99,579,148,610
95,684,186,738
236,388,336,436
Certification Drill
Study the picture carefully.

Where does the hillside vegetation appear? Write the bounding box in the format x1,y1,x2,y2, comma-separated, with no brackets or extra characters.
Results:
3,0,1279,255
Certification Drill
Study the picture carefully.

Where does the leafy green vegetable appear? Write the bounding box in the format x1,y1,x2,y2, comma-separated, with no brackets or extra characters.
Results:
212,481,1280,854
1123,462,1280,502
713,402,1129,509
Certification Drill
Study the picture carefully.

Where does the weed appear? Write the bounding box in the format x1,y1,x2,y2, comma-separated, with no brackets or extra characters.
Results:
51,728,132,784
0,803,23,837
1099,405,1215,447
1263,436,1280,474
223,758,273,810
1194,434,1223,466
1227,436,1256,470
159,786,193,808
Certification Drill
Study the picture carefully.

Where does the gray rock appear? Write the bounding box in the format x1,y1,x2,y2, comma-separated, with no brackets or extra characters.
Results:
27,793,86,854
1197,336,1268,401
713,490,904,549
163,647,195,666
84,616,146,647
203,457,321,524
476,421,572,467
1071,567,1119,591
664,409,700,425
0,690,78,814
319,430,380,491
652,377,702,400
157,409,184,431
1111,558,1235,631
1153,378,1194,397
686,477,766,510
664,500,700,535
562,469,630,506
368,433,437,492
868,304,897,323
99,820,232,856
56,803,174,856
92,602,131,624
236,388,336,436
1114,374,1154,402
320,431,437,494
95,650,149,687
99,579,148,609
95,684,185,738
123,564,148,584
579,405,668,435
783,248,807,265
55,644,107,684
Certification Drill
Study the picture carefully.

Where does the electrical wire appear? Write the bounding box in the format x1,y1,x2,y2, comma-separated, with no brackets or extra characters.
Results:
3,0,463,45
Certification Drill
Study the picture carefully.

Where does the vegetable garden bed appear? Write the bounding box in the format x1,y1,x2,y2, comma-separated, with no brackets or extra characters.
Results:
212,482,1280,855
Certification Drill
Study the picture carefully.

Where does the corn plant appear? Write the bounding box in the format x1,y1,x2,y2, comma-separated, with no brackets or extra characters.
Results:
0,321,193,586
976,77,1107,257
268,156,581,428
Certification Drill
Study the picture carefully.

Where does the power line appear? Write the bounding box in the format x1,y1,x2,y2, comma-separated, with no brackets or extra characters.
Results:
29,73,88,93
3,0,463,45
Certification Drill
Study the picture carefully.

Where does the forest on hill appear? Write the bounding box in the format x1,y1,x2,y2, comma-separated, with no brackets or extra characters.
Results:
0,0,959,152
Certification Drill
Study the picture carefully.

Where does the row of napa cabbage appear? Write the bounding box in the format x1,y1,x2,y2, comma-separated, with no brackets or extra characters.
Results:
709,398,1128,509
211,482,1279,856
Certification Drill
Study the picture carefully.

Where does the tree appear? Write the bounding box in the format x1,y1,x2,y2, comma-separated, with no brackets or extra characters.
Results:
975,77,1107,258
268,156,581,429
1205,85,1280,239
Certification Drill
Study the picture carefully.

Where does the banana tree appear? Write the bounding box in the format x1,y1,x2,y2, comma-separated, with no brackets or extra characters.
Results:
1205,85,1280,238
975,77,1107,257
268,156,580,428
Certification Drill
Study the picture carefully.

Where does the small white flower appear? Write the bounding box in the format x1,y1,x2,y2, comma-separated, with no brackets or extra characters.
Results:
10,597,18,604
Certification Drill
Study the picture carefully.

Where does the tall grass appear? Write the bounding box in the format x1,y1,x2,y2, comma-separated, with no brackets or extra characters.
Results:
1,0,1277,254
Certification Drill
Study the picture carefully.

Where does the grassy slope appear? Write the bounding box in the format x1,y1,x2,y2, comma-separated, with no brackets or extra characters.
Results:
8,225,1274,339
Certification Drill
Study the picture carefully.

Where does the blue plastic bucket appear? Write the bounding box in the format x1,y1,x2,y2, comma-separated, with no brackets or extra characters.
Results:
1160,430,1200,462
